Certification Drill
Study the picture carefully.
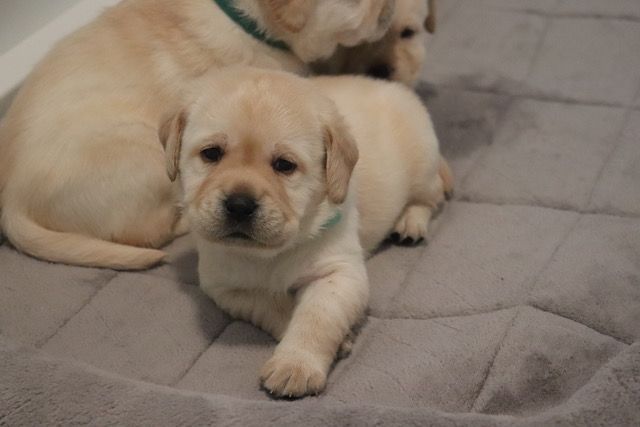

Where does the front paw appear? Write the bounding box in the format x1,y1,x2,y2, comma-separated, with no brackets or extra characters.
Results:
260,351,327,398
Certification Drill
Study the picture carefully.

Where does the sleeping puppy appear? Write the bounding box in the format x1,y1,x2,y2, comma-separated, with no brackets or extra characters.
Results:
0,0,395,270
313,0,435,87
162,67,451,397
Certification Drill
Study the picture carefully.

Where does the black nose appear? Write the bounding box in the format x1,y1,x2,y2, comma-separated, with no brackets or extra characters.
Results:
224,193,257,221
367,63,393,79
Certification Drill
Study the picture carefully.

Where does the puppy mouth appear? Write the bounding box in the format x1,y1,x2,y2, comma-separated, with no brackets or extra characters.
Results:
226,231,253,241
190,205,293,250
220,229,281,249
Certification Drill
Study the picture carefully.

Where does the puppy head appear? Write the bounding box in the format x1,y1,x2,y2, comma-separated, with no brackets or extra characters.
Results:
258,0,396,62
319,0,432,87
161,68,358,256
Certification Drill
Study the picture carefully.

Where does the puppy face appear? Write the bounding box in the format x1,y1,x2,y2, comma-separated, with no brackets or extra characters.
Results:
320,0,432,86
161,69,358,256
259,0,396,62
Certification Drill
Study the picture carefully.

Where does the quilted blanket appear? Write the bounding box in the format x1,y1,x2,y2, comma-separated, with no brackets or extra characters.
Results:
1,1,639,425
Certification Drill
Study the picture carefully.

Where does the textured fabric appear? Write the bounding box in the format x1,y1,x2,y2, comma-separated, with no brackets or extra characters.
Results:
1,0,640,424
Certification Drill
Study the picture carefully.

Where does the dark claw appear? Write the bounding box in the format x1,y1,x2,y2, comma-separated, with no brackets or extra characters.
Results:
389,232,401,242
400,237,415,246
444,190,454,201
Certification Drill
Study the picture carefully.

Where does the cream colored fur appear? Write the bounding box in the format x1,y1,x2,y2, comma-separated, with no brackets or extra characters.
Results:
312,75,448,249
314,0,432,87
0,0,394,269
167,67,449,397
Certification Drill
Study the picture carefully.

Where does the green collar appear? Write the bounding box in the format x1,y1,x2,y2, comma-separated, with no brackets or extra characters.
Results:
320,211,342,231
213,0,290,51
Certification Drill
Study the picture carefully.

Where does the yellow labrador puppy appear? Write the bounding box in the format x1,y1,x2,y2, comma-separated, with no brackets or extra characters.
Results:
0,0,395,269
314,0,435,87
162,67,451,397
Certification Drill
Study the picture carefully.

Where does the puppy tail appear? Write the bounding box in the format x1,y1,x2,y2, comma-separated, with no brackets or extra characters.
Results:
439,156,454,200
1,207,165,270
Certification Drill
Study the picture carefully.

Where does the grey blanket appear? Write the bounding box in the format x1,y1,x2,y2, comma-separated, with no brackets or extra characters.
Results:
1,1,639,425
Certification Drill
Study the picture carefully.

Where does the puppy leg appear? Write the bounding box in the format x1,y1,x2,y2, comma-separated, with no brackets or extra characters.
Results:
210,287,356,355
390,185,445,245
210,288,295,340
260,264,368,398
391,154,449,245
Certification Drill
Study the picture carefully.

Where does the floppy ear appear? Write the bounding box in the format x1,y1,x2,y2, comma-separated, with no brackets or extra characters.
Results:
324,110,359,204
263,0,314,33
159,110,187,182
424,0,436,34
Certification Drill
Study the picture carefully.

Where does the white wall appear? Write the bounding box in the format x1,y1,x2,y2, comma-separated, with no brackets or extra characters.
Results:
0,0,82,54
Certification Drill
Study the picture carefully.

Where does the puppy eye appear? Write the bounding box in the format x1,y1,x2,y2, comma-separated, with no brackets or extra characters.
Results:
400,27,415,39
201,146,224,163
272,157,297,175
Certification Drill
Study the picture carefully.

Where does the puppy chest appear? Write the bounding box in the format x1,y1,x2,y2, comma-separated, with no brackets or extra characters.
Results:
198,252,313,293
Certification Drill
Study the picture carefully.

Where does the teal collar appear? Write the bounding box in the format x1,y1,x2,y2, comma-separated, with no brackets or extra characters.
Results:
213,0,290,51
320,211,342,231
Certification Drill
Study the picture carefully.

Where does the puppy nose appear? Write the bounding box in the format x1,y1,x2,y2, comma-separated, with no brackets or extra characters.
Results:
224,193,257,221
367,63,393,79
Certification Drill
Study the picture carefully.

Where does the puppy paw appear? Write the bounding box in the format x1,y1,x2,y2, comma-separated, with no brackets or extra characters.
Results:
390,205,431,246
260,351,327,398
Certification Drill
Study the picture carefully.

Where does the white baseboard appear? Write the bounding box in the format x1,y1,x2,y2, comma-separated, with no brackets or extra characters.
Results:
0,0,121,116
